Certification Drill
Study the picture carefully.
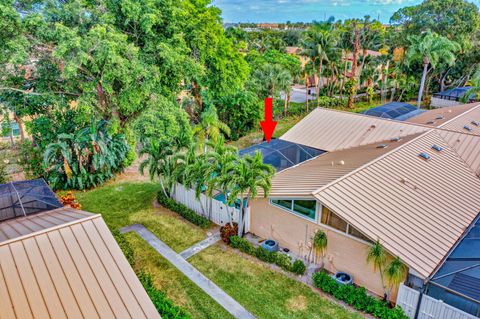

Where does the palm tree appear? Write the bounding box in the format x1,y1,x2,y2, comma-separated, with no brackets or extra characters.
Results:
406,31,459,108
384,257,408,301
312,230,328,267
277,70,293,116
367,240,388,300
206,137,238,225
139,141,175,198
461,68,480,103
228,151,275,237
193,105,231,153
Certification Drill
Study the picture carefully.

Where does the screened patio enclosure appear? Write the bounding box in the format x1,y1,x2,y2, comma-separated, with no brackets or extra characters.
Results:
0,179,62,222
426,215,480,317
363,102,425,121
239,138,325,172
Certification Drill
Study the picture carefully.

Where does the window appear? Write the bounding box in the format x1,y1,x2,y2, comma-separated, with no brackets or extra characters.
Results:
348,225,373,243
270,199,317,221
271,199,292,210
321,206,347,232
293,200,316,220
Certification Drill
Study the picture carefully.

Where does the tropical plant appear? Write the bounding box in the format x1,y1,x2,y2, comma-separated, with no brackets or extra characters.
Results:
384,257,408,300
228,151,275,237
461,68,480,103
193,105,231,153
139,141,176,198
44,119,129,190
406,31,459,107
366,240,388,300
312,230,328,267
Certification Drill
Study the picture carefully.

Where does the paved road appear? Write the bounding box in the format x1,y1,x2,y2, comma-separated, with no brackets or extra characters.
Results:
121,224,257,319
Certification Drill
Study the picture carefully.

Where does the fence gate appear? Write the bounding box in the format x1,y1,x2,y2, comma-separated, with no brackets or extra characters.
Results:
397,284,421,319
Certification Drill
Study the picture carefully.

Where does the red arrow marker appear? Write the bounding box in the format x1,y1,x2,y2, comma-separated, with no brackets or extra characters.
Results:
260,97,277,143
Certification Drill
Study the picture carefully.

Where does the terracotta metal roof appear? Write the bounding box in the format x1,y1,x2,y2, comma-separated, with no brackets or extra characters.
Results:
407,103,479,127
268,134,420,196
0,208,160,319
280,108,429,151
314,130,480,278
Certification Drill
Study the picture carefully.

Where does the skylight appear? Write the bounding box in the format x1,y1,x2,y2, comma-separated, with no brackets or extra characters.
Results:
464,125,473,132
472,121,480,127
419,152,431,160
432,145,443,152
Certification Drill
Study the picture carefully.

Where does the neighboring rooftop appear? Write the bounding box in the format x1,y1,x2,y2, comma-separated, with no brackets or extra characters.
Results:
407,102,479,127
362,102,425,121
433,86,475,102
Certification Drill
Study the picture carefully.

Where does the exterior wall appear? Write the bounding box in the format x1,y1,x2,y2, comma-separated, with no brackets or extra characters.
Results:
249,197,400,301
430,97,463,109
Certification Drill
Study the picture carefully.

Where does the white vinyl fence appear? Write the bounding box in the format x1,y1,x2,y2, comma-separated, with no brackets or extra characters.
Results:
397,284,478,319
172,183,242,227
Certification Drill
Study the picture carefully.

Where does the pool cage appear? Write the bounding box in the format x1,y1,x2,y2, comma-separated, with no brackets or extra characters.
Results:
363,102,425,121
433,86,476,102
239,139,325,172
0,179,62,222
426,215,480,317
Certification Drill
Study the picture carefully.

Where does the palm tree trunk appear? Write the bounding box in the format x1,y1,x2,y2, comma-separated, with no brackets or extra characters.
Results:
317,60,323,107
159,179,169,198
237,192,244,237
417,62,429,108
305,74,309,112
13,113,25,142
381,61,390,104
284,93,288,116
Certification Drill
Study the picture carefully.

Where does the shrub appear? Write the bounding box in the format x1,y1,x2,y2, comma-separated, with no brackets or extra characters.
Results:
138,272,192,319
229,236,306,275
317,96,347,109
312,271,409,319
111,230,135,267
291,259,307,275
157,192,210,228
220,223,238,243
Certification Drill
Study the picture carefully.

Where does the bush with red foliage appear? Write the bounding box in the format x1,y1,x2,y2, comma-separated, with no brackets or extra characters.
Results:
220,223,238,243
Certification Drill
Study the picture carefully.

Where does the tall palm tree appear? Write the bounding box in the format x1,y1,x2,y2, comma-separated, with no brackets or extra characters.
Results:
277,70,293,116
384,257,408,300
228,151,275,237
206,137,238,225
193,105,231,153
406,31,459,108
367,240,388,300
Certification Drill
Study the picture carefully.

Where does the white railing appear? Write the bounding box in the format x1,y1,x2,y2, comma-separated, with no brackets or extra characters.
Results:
397,284,478,319
172,183,241,227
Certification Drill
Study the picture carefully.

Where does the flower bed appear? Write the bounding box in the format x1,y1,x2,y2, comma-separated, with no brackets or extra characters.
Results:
312,271,408,319
157,192,210,228
229,235,306,275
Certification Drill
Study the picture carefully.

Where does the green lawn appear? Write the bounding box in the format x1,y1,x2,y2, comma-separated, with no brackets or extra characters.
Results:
190,245,363,319
75,181,362,319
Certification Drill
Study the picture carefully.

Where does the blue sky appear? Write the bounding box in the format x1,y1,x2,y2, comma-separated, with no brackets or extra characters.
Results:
211,0,451,23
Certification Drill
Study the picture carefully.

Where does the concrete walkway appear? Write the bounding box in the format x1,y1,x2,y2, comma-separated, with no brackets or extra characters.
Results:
180,232,221,259
121,224,256,319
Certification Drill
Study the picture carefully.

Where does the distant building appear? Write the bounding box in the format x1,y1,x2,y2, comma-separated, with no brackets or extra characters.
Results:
431,86,476,108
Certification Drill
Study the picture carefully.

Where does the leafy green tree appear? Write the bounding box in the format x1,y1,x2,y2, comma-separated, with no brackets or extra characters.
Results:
406,31,459,107
461,68,480,103
228,151,275,237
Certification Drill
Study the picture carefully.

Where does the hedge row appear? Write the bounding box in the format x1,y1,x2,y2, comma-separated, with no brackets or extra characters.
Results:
139,272,192,319
229,236,306,275
157,192,210,228
312,271,408,319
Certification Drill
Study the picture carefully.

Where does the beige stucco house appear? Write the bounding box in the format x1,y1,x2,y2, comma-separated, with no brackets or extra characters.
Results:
247,103,480,301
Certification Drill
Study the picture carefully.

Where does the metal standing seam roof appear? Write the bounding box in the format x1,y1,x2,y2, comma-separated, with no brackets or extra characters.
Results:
267,134,421,196
280,108,429,152
313,130,480,278
407,103,480,127
0,207,160,319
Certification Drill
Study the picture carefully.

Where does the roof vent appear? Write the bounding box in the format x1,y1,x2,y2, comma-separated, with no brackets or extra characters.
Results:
376,144,388,149
472,121,480,127
431,145,443,152
370,124,376,129
426,120,435,125
419,152,431,160
338,160,345,166
464,125,473,132
390,137,401,142
435,116,444,120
